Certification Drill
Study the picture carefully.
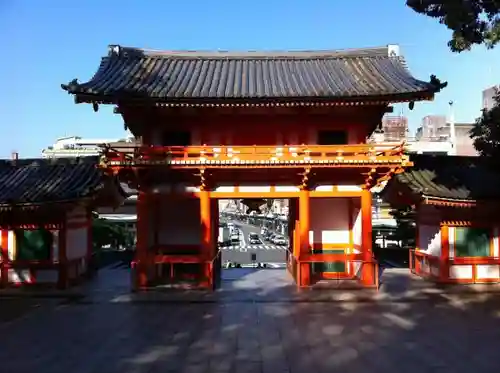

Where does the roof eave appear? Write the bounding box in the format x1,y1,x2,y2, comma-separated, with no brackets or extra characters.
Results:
422,195,476,208
67,91,435,107
0,197,94,212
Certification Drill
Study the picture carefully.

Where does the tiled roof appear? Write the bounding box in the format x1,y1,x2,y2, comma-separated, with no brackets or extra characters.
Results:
0,156,124,208
391,154,500,201
62,44,443,104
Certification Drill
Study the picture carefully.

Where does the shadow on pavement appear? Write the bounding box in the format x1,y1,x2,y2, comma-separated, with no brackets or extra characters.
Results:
1,264,500,372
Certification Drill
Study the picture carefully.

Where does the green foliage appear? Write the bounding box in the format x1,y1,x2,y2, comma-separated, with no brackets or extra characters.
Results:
406,0,500,52
407,2,500,165
470,90,500,165
92,218,134,251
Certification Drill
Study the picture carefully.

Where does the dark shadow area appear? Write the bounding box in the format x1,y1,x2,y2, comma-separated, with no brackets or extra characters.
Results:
2,264,500,372
402,153,500,201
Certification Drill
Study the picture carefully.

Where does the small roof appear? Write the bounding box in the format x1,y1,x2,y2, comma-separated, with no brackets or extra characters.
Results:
383,154,500,205
62,44,444,105
0,156,126,210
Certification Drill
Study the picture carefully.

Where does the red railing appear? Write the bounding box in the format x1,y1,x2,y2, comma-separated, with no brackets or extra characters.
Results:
101,142,409,167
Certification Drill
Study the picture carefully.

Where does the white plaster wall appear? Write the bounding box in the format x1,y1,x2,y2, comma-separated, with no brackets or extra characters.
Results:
449,265,473,279
476,265,500,280
309,198,349,245
476,226,500,280
352,207,361,251
418,224,441,256
153,197,202,246
66,206,88,261
8,269,33,283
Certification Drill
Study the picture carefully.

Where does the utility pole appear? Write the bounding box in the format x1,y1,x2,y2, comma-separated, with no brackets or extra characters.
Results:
448,101,456,155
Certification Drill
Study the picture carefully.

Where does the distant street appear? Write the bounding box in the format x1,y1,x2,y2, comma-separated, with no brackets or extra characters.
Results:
220,220,287,264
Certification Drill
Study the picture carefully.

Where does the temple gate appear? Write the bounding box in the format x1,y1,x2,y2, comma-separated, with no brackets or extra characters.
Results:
62,44,443,290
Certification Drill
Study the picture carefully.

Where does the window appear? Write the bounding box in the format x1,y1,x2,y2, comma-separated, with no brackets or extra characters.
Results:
15,229,53,261
317,130,348,145
455,227,490,257
162,131,191,146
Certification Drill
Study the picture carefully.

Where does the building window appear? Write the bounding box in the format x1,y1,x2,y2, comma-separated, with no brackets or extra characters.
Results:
15,229,53,261
317,130,348,145
455,227,490,257
162,131,191,146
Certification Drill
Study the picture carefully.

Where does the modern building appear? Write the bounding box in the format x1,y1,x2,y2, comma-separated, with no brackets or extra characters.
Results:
482,86,498,111
455,123,477,156
415,115,449,141
41,134,135,158
381,115,408,141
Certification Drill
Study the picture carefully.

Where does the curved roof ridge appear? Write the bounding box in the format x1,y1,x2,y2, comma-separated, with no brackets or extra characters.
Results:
107,44,393,59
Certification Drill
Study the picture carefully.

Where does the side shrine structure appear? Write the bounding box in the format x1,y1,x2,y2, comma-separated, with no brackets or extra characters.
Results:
0,156,125,288
62,44,444,290
383,154,500,284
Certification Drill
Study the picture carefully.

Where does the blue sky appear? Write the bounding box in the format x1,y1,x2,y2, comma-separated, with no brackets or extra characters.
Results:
1,0,499,158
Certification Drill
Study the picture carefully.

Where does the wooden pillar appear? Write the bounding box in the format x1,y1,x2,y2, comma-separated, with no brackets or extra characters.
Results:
200,189,214,288
153,195,161,281
136,190,149,289
440,224,450,282
287,198,297,274
86,209,93,277
1,230,9,287
360,188,375,286
211,199,220,288
298,188,311,287
58,225,68,289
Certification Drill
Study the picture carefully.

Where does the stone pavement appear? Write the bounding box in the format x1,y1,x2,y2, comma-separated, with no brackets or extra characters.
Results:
2,268,500,372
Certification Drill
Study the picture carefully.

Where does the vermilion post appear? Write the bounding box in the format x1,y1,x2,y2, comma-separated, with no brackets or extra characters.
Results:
136,190,149,288
299,188,311,287
58,225,68,289
361,188,375,285
199,190,212,288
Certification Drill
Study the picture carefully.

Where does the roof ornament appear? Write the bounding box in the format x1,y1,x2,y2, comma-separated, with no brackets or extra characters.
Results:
61,78,80,93
108,45,121,56
409,101,415,110
429,75,448,92
93,102,99,112
387,45,400,57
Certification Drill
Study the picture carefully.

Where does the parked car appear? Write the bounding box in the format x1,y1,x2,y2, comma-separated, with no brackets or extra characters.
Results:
273,235,287,245
231,232,240,243
248,233,261,245
265,233,276,242
260,227,268,235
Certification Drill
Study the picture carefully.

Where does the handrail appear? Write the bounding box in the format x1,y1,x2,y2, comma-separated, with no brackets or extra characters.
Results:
101,142,409,167
297,255,380,289
104,142,406,157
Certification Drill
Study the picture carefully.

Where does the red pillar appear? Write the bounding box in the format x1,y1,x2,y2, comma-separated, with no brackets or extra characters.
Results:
136,190,149,289
440,224,450,282
86,209,93,277
58,225,68,289
200,190,214,288
361,188,375,286
298,188,311,287
0,230,8,287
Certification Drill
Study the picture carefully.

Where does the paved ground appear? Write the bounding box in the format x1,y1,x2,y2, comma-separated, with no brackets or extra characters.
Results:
221,221,287,264
2,268,500,372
